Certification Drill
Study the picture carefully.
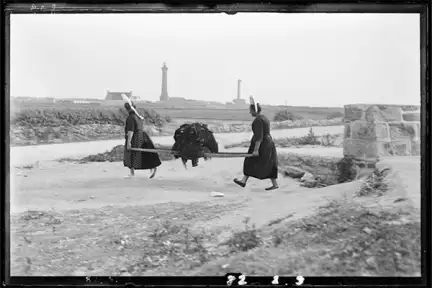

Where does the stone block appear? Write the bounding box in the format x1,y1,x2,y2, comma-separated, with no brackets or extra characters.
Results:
344,104,421,160
343,138,378,159
375,123,389,139
365,105,403,122
351,121,376,140
401,105,420,112
375,141,395,157
344,106,364,122
282,166,306,179
301,180,318,188
402,113,420,122
411,140,421,156
365,142,380,158
344,123,351,138
389,139,411,156
389,123,417,140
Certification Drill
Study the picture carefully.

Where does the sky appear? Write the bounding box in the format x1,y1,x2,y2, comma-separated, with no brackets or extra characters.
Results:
10,13,420,107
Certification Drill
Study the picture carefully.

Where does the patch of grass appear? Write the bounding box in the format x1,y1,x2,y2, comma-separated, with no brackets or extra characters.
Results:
11,105,171,128
193,200,420,276
298,128,319,145
10,201,245,276
320,133,338,147
326,111,344,120
223,217,262,253
355,168,391,197
267,213,295,227
273,110,304,122
128,220,212,274
56,157,81,163
225,130,342,149
16,162,40,170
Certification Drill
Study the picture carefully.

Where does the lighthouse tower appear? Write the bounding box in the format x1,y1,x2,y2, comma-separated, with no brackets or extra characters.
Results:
160,62,169,101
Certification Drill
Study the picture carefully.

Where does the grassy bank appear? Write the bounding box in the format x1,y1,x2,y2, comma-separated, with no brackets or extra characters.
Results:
11,197,420,276
225,129,343,149
193,200,420,276
10,101,343,146
10,105,172,146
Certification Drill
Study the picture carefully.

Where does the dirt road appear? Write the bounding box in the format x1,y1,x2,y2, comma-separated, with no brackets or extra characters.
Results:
10,125,343,166
11,156,359,225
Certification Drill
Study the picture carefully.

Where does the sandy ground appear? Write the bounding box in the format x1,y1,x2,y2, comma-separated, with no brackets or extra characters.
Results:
10,156,364,250
10,155,420,220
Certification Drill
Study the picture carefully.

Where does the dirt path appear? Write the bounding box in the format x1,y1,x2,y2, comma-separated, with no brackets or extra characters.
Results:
10,125,343,166
12,155,420,229
11,157,359,231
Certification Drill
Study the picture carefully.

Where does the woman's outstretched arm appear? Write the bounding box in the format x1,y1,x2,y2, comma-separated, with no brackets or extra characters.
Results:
126,116,135,149
252,118,263,155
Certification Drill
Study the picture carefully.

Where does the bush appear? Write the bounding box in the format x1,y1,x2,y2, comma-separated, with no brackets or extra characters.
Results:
11,107,171,128
326,111,344,120
273,110,304,122
320,133,337,146
224,217,262,252
225,130,342,149
356,168,390,197
297,128,320,145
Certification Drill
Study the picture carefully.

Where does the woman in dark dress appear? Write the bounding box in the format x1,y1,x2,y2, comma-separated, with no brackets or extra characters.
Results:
123,102,162,179
233,101,279,190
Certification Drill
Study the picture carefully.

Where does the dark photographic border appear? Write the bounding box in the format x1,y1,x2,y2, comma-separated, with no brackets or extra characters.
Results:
2,1,430,287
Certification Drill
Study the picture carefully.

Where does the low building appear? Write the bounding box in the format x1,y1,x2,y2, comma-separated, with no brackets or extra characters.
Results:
105,90,133,101
104,90,138,105
233,98,247,105
73,100,91,104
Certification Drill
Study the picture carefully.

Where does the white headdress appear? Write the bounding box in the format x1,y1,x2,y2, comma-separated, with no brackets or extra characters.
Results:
122,94,144,120
249,95,258,112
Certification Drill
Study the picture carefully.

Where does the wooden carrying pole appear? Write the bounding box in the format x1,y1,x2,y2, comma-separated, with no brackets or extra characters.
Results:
130,148,254,158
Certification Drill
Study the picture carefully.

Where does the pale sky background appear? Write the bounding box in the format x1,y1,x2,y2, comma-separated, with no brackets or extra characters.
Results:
10,13,420,107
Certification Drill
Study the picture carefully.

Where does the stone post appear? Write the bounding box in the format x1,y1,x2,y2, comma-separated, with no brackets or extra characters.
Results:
343,104,420,161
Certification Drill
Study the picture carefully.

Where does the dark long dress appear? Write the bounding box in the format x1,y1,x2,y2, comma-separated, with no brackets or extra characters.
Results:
123,113,162,170
243,114,278,179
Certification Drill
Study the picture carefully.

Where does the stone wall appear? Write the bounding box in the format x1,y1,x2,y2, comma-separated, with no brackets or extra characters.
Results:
343,104,420,161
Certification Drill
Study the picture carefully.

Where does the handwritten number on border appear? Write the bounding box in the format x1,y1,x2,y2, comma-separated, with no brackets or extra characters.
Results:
226,274,247,286
296,276,305,286
31,4,54,11
227,275,236,286
238,275,247,285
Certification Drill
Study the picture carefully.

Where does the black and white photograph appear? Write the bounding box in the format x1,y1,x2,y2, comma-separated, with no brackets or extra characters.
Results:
6,8,426,280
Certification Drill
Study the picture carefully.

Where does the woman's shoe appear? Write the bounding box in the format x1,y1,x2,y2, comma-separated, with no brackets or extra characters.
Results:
149,168,157,179
233,178,246,188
